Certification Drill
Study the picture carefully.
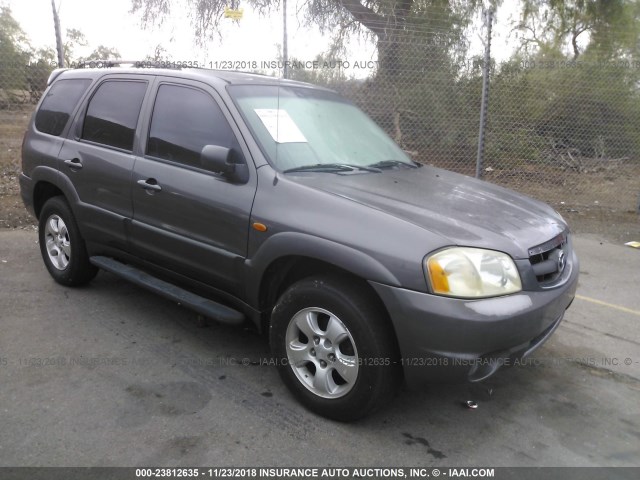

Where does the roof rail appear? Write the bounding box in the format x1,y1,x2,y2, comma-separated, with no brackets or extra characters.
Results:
47,68,69,85
68,59,184,70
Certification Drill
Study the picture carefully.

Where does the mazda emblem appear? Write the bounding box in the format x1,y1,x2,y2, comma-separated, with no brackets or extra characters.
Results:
557,250,566,272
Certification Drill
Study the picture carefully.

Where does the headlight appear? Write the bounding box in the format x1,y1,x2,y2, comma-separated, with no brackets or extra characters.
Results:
426,247,522,298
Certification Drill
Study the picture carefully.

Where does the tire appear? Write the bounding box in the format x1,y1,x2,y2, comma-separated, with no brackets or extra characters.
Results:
38,196,98,286
270,275,401,421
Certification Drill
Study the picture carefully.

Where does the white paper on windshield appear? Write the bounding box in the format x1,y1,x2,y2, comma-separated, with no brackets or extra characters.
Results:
254,109,307,143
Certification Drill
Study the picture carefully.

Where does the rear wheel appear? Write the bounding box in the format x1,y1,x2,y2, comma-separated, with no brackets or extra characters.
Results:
270,275,401,421
38,196,98,286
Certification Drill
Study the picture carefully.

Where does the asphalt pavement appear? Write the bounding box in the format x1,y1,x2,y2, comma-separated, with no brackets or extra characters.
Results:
0,229,638,467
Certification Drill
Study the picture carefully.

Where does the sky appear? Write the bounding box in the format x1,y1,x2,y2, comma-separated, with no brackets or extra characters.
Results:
7,0,522,77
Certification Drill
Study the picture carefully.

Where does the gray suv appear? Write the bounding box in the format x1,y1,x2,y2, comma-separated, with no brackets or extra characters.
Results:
20,66,578,421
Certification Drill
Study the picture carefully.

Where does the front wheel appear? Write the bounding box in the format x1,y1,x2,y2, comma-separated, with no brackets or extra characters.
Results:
38,196,98,286
270,275,401,421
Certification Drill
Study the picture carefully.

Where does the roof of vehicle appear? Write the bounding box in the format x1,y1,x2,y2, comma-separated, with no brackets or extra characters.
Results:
52,64,330,90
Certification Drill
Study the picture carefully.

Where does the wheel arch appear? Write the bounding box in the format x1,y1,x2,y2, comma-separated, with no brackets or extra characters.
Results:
30,167,80,219
258,254,361,311
254,254,397,348
248,231,399,302
33,181,64,219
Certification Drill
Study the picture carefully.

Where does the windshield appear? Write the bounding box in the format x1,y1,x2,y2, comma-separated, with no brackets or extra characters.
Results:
228,85,414,172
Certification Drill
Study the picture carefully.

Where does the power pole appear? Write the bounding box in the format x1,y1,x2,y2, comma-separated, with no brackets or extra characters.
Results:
282,0,288,79
51,0,64,67
475,8,493,179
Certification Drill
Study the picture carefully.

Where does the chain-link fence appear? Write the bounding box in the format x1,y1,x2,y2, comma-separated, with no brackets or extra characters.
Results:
282,8,640,218
1,7,639,220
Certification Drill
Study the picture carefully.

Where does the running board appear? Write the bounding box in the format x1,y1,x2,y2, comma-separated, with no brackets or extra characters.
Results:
89,256,245,326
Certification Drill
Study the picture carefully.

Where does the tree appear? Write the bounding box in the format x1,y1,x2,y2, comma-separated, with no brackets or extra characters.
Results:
144,43,168,62
62,28,121,64
63,28,87,65
0,6,31,93
515,0,640,60
1,12,122,107
26,47,57,102
85,45,121,61
484,0,640,169
130,0,483,80
129,1,486,151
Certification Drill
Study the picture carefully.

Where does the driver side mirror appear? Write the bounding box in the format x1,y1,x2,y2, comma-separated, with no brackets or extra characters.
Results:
200,145,249,184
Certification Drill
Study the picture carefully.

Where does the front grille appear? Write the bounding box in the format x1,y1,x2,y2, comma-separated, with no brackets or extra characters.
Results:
528,231,569,284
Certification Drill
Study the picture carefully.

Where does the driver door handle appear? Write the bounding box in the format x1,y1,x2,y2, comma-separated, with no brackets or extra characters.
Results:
64,158,83,170
137,179,162,192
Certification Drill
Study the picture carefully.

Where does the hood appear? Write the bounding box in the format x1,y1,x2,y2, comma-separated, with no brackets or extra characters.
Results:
289,166,567,259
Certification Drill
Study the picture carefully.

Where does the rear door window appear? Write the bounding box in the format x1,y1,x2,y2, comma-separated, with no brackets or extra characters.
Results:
82,80,147,151
35,79,92,136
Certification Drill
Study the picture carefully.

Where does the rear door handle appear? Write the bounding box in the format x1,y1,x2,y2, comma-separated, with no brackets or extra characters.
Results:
64,158,83,170
137,179,162,192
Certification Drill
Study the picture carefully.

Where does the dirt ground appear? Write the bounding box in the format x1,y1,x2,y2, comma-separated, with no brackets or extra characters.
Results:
0,109,32,230
483,164,640,243
1,107,639,243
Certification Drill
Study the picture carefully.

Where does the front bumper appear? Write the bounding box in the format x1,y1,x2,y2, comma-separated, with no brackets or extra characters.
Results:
370,250,579,388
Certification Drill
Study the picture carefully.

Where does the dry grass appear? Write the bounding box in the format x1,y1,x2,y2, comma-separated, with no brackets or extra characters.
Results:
0,108,33,229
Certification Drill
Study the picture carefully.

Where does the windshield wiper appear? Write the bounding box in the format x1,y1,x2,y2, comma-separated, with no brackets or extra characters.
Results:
366,159,418,169
283,163,381,174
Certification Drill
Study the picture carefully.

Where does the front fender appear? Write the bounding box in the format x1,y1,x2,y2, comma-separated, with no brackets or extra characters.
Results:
244,231,401,308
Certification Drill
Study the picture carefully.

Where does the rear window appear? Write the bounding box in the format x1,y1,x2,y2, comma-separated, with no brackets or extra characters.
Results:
82,80,148,151
35,79,92,136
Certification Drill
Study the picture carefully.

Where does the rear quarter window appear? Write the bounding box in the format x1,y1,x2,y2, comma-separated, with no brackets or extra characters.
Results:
35,79,92,136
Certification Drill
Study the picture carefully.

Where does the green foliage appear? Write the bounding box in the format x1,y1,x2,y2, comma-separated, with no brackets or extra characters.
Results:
486,52,640,165
0,6,30,91
63,28,87,65
516,0,640,60
25,48,57,101
485,1,640,166
84,46,122,61
63,28,122,64
1,11,122,107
